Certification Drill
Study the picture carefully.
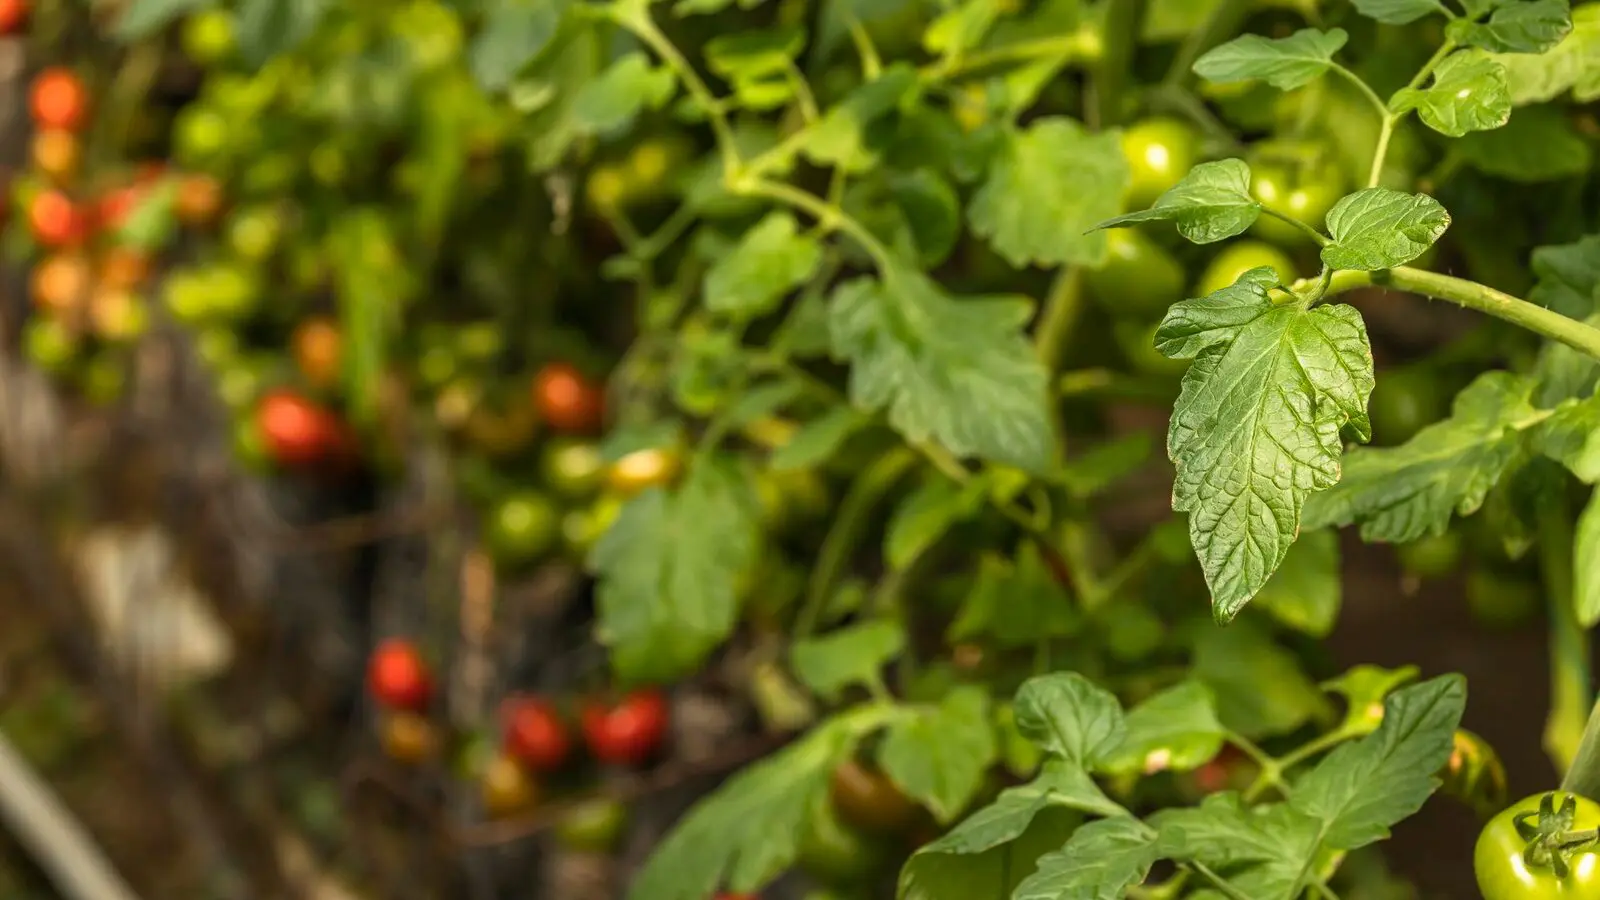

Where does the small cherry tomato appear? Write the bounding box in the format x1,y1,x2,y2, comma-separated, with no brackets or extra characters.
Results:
1249,160,1344,247
1476,792,1600,900
292,316,342,390
607,447,682,496
1121,118,1201,210
30,68,89,132
541,438,606,499
88,285,149,342
1441,729,1508,820
582,690,669,766
23,317,77,374
586,166,627,211
256,389,346,467
379,709,438,765
1085,228,1187,319
99,247,151,290
500,696,571,772
182,10,236,66
175,174,225,226
30,129,78,183
829,758,921,836
30,252,90,316
366,639,432,711
173,106,231,165
554,797,630,853
480,754,538,819
1368,367,1447,446
1466,567,1541,631
1195,240,1298,297
0,0,30,34
484,491,560,569
1396,530,1463,580
534,362,605,433
29,190,87,247
462,397,537,458
226,204,283,262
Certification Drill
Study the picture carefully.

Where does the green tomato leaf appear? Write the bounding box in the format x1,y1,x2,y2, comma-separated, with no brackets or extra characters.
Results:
570,52,677,135
884,478,987,570
828,264,1055,473
770,406,870,471
1457,104,1592,183
1156,271,1374,620
900,780,1081,900
1193,619,1331,739
705,26,805,81
1099,681,1225,776
948,545,1080,647
804,64,920,173
1012,672,1126,768
790,619,906,701
969,117,1130,267
627,706,890,900
704,212,822,319
878,687,998,822
1351,0,1449,24
1192,28,1350,90
1389,50,1512,136
1531,392,1600,482
113,0,209,40
470,0,566,91
1575,488,1600,627
1291,674,1466,850
924,0,1001,59
1495,3,1600,104
1530,235,1600,406
590,456,760,684
235,0,326,67
1254,528,1342,638
1450,0,1572,54
890,168,963,267
1154,792,1322,869
1302,372,1540,543
1093,159,1262,245
1320,188,1451,271
1011,817,1161,900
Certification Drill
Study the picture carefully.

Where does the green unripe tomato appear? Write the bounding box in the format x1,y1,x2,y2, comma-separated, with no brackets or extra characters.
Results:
1121,118,1201,210
1395,530,1463,580
484,492,560,569
554,797,630,853
1367,367,1447,446
24,318,78,374
182,10,236,66
1466,567,1541,631
231,414,270,472
226,206,283,263
1476,792,1600,900
1085,229,1187,319
1195,241,1298,297
1249,161,1344,247
173,106,231,166
540,438,607,500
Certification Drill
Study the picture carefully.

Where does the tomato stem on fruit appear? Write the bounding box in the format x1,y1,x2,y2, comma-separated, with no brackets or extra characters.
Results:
1323,268,1600,362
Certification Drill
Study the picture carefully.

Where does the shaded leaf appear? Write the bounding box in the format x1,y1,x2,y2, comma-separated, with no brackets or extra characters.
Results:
1351,0,1448,24
1254,528,1343,638
1451,0,1572,54
1458,103,1592,183
878,687,998,822
704,212,822,318
790,620,906,701
1193,28,1350,90
1194,619,1331,739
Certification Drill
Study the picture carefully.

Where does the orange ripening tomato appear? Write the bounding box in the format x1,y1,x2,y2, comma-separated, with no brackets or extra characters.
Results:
533,362,605,433
30,252,90,316
99,247,151,290
30,68,89,132
31,129,79,182
29,190,87,247
292,316,342,389
175,174,224,226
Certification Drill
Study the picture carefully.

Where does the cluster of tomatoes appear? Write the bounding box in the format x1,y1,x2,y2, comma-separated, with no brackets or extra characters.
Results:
366,638,669,848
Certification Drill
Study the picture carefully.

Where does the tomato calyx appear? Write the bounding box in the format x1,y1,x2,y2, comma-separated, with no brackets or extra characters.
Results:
1511,792,1600,878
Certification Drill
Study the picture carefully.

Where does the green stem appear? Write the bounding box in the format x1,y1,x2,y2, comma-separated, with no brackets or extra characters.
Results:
846,15,883,79
1186,862,1259,900
1544,498,1593,777
786,61,820,123
1035,267,1084,371
921,33,1094,82
1322,267,1600,361
1329,65,1394,189
1562,701,1600,802
1093,0,1148,127
795,449,917,638
1262,208,1330,246
1161,0,1252,90
738,177,896,272
613,4,741,173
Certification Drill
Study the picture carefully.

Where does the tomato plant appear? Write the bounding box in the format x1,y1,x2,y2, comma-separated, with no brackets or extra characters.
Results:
22,0,1600,897
1476,792,1600,900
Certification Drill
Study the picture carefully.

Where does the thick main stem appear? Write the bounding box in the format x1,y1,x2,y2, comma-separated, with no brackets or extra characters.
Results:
1323,267,1600,361
1542,500,1591,775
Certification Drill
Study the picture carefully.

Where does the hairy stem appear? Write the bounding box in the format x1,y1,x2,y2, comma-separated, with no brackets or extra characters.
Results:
1322,267,1600,361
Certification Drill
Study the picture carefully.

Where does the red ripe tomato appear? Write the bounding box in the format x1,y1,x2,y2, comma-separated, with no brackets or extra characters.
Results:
582,690,669,766
366,639,432,711
29,190,86,246
30,68,89,132
255,389,346,467
500,696,571,772
0,0,30,34
533,362,604,433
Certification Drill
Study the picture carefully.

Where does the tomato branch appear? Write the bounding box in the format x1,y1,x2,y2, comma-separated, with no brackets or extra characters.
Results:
1322,267,1600,362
